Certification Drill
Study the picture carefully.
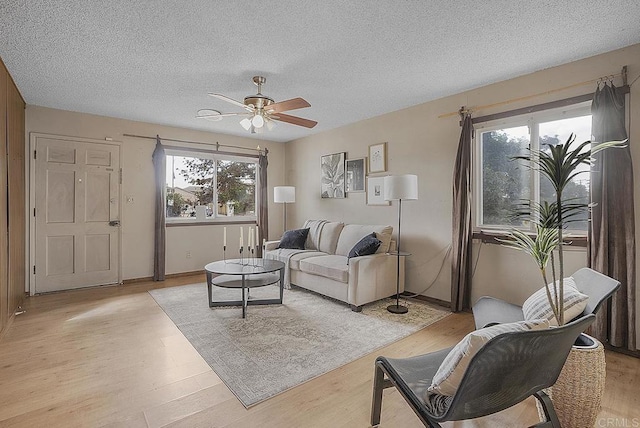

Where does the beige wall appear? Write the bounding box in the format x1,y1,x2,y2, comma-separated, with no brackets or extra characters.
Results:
285,44,640,338
25,106,286,281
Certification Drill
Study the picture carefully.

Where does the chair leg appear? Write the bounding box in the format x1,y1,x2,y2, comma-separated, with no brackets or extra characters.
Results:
532,391,561,428
371,365,385,426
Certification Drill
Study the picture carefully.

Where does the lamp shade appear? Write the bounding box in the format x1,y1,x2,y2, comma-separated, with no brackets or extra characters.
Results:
384,175,418,200
274,186,296,203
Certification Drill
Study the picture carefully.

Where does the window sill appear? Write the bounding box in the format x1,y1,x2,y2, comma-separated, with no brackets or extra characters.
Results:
166,219,257,227
472,230,587,248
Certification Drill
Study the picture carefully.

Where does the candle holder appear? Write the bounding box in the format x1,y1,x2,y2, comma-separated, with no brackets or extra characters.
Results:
223,245,226,263
239,246,244,265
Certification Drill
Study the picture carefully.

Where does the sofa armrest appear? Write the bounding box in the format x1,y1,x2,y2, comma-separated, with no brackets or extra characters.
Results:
348,253,404,307
264,240,280,251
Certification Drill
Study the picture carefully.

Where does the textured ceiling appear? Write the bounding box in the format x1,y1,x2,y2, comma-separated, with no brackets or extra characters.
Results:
1,1,639,143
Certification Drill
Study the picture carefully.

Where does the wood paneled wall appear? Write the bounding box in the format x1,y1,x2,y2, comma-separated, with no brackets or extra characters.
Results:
0,57,25,338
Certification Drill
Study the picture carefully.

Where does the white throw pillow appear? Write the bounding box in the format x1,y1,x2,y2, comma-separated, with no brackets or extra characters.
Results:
427,319,550,397
522,277,588,326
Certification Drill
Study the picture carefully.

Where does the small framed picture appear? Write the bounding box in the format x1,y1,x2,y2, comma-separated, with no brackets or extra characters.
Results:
368,142,387,173
367,176,389,205
346,158,366,193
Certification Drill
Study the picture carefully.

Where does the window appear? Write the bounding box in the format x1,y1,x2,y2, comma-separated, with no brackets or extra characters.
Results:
475,104,592,232
165,150,257,223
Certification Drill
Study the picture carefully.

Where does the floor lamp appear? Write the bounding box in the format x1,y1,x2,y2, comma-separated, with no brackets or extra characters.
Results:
384,174,418,314
274,186,295,233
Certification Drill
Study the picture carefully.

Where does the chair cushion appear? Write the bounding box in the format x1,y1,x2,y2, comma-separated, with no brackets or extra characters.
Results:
299,255,349,283
348,232,381,261
278,228,310,250
335,224,393,256
522,277,588,326
428,319,550,396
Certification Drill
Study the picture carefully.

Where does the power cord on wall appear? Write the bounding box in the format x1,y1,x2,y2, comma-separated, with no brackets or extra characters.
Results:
405,239,483,298
405,244,452,297
472,241,483,278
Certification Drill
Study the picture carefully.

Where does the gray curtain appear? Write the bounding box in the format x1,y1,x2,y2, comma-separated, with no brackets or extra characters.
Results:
589,84,636,350
451,114,473,311
257,151,269,257
152,137,166,281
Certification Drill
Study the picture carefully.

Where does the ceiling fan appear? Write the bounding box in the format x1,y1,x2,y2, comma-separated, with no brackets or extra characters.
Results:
197,76,317,133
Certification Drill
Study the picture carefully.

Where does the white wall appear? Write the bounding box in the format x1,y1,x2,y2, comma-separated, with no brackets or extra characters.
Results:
25,106,286,280
285,44,640,323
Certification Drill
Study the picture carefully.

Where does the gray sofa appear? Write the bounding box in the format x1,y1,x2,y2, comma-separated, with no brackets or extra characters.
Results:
264,220,405,311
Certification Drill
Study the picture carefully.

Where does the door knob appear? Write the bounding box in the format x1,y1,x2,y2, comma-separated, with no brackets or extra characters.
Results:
109,220,120,226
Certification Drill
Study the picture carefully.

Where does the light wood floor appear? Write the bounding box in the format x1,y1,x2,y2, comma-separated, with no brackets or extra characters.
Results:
0,275,638,427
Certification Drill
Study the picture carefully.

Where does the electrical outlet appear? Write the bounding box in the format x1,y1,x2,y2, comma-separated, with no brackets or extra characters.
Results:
186,251,192,259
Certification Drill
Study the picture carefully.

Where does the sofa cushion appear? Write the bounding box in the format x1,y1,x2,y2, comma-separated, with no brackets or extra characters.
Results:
299,255,349,283
265,248,316,265
318,222,344,254
302,220,328,251
348,232,382,260
335,224,393,256
278,228,310,250
289,251,327,270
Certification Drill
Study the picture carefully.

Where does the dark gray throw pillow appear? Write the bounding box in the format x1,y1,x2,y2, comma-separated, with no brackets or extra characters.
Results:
278,228,310,250
348,232,381,261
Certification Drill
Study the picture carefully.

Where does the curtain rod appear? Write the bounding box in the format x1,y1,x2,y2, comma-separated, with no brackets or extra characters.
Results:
471,85,629,125
122,133,268,155
439,66,629,119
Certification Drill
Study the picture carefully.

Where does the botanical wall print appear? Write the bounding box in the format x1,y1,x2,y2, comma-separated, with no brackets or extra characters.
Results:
367,176,389,205
321,152,346,198
346,158,366,193
368,142,387,173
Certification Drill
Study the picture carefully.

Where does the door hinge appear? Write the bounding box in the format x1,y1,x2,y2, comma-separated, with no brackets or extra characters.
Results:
119,168,122,184
33,208,36,217
33,150,37,159
33,265,36,274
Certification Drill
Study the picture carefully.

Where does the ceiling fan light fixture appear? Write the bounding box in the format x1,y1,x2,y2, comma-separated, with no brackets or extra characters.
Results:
266,119,276,131
240,117,252,131
251,114,265,128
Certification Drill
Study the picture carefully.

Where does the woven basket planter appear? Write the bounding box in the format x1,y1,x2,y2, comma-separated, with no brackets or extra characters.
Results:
537,333,606,427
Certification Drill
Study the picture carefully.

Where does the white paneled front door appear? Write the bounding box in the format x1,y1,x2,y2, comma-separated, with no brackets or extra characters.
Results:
34,136,120,293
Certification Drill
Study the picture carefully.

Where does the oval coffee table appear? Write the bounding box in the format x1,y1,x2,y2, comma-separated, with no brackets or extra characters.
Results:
204,259,285,318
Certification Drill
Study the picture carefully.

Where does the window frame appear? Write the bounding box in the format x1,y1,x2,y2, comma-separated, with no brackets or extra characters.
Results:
164,148,258,225
473,102,592,235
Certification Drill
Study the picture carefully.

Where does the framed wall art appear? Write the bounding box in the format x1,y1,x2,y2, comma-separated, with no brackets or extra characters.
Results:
346,157,366,193
368,142,387,173
321,152,346,198
367,176,389,205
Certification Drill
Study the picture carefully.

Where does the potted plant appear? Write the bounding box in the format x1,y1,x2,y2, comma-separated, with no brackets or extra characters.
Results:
502,133,623,426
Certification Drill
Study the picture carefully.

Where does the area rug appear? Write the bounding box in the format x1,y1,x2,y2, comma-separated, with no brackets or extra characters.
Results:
149,283,450,407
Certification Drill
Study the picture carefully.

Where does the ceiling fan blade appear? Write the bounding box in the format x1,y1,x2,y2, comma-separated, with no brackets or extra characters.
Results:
196,109,252,122
272,113,318,128
264,97,311,114
209,93,254,111
196,112,250,119
219,112,251,117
